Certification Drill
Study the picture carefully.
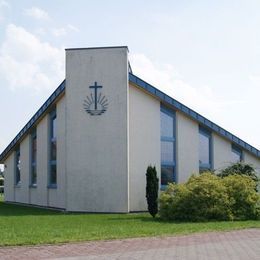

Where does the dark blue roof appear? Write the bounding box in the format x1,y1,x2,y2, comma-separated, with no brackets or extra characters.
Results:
0,73,259,163
129,73,260,158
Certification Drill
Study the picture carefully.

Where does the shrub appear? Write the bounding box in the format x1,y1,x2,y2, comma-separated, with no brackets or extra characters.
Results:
160,173,232,221
146,166,159,218
159,172,260,221
222,174,260,220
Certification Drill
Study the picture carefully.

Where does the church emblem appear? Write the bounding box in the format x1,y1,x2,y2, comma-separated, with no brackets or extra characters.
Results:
83,82,108,116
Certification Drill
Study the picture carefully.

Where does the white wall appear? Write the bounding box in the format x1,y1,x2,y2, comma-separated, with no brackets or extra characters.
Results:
212,133,233,172
212,133,260,174
176,112,199,182
15,135,30,204
3,152,14,202
30,115,49,206
129,85,160,212
244,151,260,176
65,47,129,212
48,96,66,209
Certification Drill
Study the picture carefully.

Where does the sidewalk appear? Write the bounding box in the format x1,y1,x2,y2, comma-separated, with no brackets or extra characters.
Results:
0,228,259,260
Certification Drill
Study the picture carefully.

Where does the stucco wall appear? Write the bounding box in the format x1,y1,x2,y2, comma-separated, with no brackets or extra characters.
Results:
212,132,233,172
48,96,66,209
65,47,129,212
15,135,30,204
4,152,14,202
176,112,199,182
212,133,260,174
244,151,260,176
129,85,160,212
31,115,49,206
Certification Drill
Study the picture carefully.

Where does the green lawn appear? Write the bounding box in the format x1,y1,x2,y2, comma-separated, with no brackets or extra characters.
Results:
0,196,259,246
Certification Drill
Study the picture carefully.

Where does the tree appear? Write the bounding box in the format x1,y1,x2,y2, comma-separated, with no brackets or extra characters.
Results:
218,162,258,182
146,166,159,218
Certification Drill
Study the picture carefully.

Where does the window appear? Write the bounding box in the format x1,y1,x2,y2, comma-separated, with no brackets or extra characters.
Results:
30,129,37,186
49,109,57,187
161,106,176,188
199,127,212,171
15,146,21,185
231,144,242,163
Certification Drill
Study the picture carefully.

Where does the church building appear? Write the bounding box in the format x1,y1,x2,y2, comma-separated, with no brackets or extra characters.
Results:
1,46,260,212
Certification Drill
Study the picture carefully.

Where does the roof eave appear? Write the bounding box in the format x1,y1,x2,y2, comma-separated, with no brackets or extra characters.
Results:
129,73,260,159
0,80,66,163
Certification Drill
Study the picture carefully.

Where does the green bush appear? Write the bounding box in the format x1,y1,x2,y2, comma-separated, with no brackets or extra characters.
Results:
159,172,260,221
160,173,232,221
222,174,260,220
146,166,159,218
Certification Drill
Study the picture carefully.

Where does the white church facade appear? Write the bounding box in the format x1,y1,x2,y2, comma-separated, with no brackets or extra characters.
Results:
1,46,260,212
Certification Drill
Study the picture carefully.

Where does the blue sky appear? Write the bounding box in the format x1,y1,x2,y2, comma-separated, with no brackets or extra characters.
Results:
0,0,260,163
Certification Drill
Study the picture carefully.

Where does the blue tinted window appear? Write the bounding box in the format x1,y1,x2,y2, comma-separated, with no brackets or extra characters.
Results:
15,146,21,185
231,145,242,162
199,127,212,170
49,109,57,186
161,111,174,138
161,141,174,163
31,129,37,185
161,106,176,188
161,166,175,186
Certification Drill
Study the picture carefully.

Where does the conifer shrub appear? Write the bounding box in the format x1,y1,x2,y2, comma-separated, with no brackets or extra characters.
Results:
146,166,159,218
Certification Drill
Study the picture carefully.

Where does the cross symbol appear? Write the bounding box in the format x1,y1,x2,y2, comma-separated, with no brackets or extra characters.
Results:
89,82,103,110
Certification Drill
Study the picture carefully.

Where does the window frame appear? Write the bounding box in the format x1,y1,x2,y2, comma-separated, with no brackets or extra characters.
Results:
199,126,212,171
48,108,57,188
30,129,37,187
160,105,176,190
231,144,243,162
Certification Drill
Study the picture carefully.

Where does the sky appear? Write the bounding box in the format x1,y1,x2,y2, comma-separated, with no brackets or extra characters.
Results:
0,0,260,167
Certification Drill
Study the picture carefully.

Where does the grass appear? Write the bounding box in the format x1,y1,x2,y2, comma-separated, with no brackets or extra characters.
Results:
0,195,259,246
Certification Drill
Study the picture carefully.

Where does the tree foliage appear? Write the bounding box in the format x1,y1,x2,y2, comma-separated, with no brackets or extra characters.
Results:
218,162,258,182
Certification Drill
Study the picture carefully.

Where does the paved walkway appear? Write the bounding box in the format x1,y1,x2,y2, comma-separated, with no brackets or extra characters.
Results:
0,229,259,260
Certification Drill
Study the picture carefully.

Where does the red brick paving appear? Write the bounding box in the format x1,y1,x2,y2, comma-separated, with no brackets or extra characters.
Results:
0,228,259,259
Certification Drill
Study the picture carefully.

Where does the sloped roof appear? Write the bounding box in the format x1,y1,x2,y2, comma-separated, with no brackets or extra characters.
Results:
0,74,259,163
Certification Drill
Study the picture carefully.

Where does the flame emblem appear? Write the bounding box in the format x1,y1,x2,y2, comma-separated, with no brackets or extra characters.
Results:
83,82,108,116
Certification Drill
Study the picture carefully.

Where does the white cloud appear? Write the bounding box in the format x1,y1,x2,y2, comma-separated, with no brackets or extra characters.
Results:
0,0,9,8
249,74,260,85
23,7,50,21
129,53,241,118
0,24,64,92
0,0,10,22
51,27,67,37
34,27,46,36
51,24,80,37
67,24,79,32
